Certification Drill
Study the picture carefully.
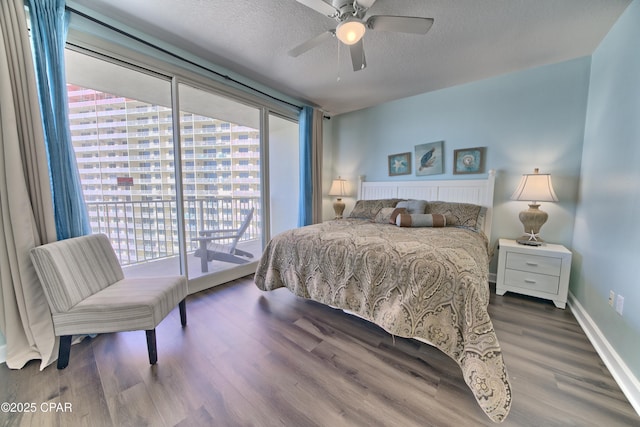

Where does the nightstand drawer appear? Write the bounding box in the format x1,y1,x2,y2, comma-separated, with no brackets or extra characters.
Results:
506,252,562,276
503,269,560,294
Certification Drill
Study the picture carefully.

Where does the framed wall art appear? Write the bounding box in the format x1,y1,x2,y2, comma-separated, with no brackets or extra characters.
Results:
415,141,444,176
388,152,411,176
453,147,486,174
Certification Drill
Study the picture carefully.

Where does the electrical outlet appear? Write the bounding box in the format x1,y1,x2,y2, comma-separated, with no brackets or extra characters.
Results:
615,295,624,315
609,290,615,307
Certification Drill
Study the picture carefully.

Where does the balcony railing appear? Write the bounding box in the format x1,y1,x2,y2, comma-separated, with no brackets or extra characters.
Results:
86,197,260,266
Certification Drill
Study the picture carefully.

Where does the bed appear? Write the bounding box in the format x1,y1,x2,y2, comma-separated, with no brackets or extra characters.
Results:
254,171,511,422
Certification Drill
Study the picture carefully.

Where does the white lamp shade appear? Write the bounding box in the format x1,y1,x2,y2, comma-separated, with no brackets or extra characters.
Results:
328,177,348,197
336,19,366,45
511,170,558,203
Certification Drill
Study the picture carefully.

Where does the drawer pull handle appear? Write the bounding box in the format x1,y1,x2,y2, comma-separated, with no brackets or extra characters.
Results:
526,262,539,267
524,279,536,284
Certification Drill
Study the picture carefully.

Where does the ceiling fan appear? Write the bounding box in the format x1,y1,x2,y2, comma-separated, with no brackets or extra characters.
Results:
289,0,434,71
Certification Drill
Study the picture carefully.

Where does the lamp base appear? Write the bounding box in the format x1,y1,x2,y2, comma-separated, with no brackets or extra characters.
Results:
516,236,544,246
333,198,345,219
517,203,548,245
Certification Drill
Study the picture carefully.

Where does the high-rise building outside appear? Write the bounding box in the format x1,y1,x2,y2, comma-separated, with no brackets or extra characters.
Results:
66,84,261,266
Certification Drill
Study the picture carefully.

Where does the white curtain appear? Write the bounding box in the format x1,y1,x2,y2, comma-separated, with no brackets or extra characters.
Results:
0,0,58,369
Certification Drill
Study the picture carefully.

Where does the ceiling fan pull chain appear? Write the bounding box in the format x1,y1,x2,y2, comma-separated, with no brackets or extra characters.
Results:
337,39,341,82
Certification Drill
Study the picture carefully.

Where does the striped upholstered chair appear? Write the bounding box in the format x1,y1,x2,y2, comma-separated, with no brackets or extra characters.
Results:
30,233,187,369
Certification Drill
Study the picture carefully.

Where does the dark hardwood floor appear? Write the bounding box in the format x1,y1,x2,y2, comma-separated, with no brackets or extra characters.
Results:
1,275,638,426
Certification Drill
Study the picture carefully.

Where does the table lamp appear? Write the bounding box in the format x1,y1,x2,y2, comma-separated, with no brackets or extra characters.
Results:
511,168,558,245
328,177,348,219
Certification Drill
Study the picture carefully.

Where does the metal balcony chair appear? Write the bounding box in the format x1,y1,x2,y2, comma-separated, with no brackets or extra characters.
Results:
193,207,255,273
30,234,187,369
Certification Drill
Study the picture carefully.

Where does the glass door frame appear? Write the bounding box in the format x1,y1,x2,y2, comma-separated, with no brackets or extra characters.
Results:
171,76,278,292
64,30,299,292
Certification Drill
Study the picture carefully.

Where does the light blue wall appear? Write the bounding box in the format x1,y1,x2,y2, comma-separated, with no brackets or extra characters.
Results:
329,57,591,256
572,0,640,379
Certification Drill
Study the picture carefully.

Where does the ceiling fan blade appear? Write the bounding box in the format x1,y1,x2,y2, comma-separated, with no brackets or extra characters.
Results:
295,0,339,18
354,0,377,10
288,30,334,57
349,40,367,71
367,16,434,34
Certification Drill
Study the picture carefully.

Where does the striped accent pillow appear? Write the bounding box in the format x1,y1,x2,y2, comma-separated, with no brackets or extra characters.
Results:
396,213,446,228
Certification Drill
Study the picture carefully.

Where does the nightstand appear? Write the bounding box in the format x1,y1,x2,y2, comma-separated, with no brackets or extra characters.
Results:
495,238,572,309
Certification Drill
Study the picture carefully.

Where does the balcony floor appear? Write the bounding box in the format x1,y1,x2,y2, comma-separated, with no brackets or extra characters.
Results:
122,239,262,280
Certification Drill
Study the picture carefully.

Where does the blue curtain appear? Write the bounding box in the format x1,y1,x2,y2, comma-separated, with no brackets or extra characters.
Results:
26,0,90,239
298,106,313,226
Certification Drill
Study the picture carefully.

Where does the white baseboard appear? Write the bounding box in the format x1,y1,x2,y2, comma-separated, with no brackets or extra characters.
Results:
0,344,6,365
568,292,640,416
489,272,496,284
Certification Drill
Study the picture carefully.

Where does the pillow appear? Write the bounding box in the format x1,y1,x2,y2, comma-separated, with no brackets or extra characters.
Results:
373,207,407,224
396,213,446,227
348,199,403,220
396,199,428,214
426,201,484,230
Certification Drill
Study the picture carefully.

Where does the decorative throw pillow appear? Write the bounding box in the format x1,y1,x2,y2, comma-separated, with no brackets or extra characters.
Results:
373,207,407,224
396,199,428,214
396,213,446,227
426,201,483,230
348,199,403,220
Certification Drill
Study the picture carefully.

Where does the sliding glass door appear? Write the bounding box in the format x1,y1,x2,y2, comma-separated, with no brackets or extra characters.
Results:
65,49,182,277
64,48,274,285
177,83,262,279
268,114,299,236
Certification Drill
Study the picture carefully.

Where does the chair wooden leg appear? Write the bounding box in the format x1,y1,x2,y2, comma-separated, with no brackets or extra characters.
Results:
179,299,187,326
57,335,72,369
146,329,157,365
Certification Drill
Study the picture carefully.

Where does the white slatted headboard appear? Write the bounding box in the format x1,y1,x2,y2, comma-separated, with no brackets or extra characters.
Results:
358,170,496,240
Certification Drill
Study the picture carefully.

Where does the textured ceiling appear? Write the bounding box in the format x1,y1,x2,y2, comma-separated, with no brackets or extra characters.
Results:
68,0,630,116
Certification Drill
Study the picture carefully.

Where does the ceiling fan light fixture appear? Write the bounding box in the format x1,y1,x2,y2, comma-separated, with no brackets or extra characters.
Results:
336,18,366,45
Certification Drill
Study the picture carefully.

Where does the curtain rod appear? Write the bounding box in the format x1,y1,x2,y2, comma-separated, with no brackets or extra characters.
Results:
65,6,303,112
